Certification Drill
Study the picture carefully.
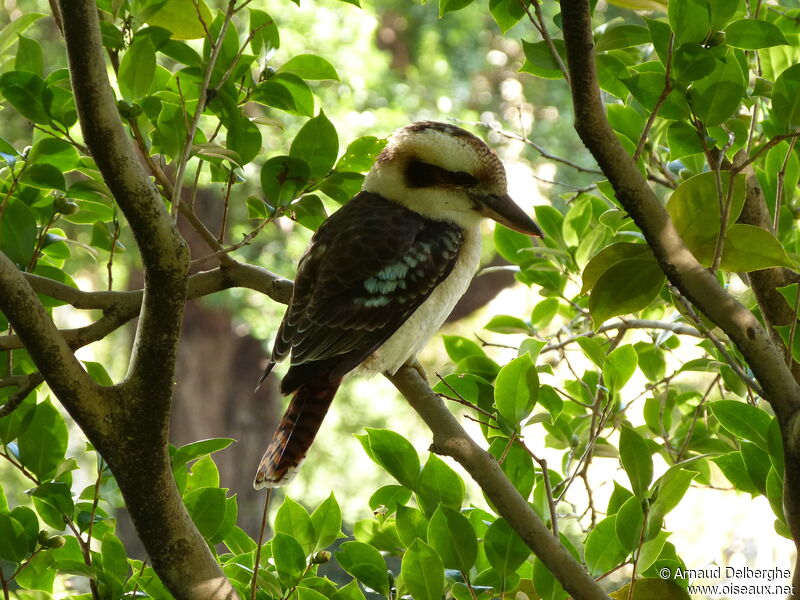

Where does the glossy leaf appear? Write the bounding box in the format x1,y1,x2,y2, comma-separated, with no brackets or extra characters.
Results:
725,19,788,50
336,541,390,596
494,353,538,424
417,454,464,516
484,518,529,578
279,53,340,80
619,425,654,498
400,540,444,600
708,400,772,448
589,257,665,327
427,505,478,572
362,428,420,490
275,496,315,555
772,63,800,131
17,400,68,479
289,111,339,179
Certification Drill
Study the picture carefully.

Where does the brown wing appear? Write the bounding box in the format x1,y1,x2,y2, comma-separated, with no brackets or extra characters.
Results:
272,191,463,394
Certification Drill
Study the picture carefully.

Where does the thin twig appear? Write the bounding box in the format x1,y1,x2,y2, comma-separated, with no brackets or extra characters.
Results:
251,488,273,600
773,131,799,234
634,34,674,162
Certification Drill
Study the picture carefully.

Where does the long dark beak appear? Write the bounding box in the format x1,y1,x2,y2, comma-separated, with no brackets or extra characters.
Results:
479,193,543,237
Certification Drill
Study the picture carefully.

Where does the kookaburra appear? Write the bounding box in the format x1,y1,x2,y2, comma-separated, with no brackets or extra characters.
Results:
254,121,542,488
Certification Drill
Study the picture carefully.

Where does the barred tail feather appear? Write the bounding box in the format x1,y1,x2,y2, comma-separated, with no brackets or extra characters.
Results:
253,377,341,489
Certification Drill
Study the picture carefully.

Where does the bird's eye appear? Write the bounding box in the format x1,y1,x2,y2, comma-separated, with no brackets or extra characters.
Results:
451,171,477,187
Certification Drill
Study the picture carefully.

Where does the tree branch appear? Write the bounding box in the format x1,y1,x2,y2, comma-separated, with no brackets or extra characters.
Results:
559,0,800,584
0,265,293,352
0,252,107,428
388,365,609,600
558,0,800,423
59,0,190,392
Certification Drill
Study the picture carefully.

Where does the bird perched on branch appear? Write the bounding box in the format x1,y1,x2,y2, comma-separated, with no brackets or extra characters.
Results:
254,121,542,489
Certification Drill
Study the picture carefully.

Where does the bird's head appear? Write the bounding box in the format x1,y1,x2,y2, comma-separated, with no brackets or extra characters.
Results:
362,121,543,236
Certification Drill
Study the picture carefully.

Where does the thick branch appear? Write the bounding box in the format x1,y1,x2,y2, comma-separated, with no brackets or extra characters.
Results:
0,265,293,352
558,0,800,424
388,365,609,600
0,252,108,429
59,0,189,390
737,166,800,382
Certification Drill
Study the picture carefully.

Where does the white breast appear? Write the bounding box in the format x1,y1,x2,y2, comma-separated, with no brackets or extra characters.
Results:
357,225,482,376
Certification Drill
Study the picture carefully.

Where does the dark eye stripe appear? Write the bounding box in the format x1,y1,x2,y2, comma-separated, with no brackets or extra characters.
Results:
405,159,477,188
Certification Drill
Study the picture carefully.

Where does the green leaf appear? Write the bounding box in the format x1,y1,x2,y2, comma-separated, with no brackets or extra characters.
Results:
772,63,800,131
494,223,534,264
310,492,342,551
279,54,340,80
581,242,652,295
260,155,310,207
589,257,665,327
619,425,653,498
145,0,213,40
489,0,525,33
336,541,390,596
666,171,746,250
667,121,705,159
484,518,529,579
708,400,772,448
695,224,794,271
596,24,651,51
0,512,29,562
725,19,788,49
400,540,444,600
669,0,710,44
336,136,386,173
254,73,315,117
485,314,530,334
101,532,129,582
0,13,45,55
31,481,73,530
17,400,68,479
531,298,559,330
369,485,412,515
332,580,366,600
688,52,746,126
442,335,486,363
712,451,758,494
22,163,66,191
673,42,717,83
29,138,80,171
417,454,465,517
171,437,234,469
614,496,644,552
250,9,280,55
275,496,315,556
0,71,50,123
16,35,43,77
363,428,420,490
289,112,339,179
488,439,535,499
439,0,474,17
183,487,227,541
396,504,429,547
289,194,327,231
520,39,566,80
651,468,697,518
603,345,638,392
0,197,37,267
576,336,607,369
272,532,307,586
427,505,478,572
118,36,156,100
584,515,628,576
494,353,538,424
